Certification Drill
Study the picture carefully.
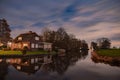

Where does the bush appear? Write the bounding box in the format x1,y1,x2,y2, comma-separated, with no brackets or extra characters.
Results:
22,50,26,55
21,46,28,55
38,48,44,51
23,46,28,50
0,45,7,50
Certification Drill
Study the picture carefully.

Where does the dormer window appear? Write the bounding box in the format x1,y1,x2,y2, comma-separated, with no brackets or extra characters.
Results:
35,36,39,40
18,37,22,40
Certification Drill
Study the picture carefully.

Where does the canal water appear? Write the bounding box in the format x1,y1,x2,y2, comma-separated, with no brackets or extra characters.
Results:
0,50,120,80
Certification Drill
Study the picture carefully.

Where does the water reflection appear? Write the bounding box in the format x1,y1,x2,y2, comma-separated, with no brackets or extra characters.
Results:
0,51,120,80
91,52,120,67
0,50,88,78
52,50,88,75
0,59,8,80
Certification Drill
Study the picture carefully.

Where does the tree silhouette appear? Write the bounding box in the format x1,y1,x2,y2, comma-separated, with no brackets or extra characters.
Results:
0,18,12,46
97,37,111,49
91,42,98,50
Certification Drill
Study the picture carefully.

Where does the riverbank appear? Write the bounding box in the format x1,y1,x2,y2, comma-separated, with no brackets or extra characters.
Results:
97,49,120,57
0,50,55,55
0,50,57,58
91,51,120,66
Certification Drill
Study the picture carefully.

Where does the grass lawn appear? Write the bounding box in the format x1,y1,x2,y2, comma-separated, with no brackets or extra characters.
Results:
97,49,120,57
0,50,56,55
0,50,22,55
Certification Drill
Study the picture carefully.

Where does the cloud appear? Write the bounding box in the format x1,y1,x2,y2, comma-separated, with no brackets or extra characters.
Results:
111,33,120,41
62,22,120,47
0,0,120,47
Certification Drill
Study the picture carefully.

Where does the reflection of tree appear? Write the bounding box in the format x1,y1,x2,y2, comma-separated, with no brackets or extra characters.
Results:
4,51,88,76
80,50,88,59
0,59,8,80
52,55,69,75
40,63,54,73
52,50,88,75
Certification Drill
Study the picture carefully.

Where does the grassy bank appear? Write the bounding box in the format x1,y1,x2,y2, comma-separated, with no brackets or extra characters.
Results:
97,49,120,57
0,50,55,55
0,50,22,55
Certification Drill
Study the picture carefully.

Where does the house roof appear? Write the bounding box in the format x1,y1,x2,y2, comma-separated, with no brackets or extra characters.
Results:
14,31,43,42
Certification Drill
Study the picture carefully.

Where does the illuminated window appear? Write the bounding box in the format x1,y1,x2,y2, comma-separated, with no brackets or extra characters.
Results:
18,37,22,40
23,43,28,47
18,44,22,48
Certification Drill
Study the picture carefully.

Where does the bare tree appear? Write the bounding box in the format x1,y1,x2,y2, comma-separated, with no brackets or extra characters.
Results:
97,37,111,49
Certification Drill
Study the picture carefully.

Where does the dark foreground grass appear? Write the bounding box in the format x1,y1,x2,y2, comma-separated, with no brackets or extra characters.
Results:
0,50,56,55
97,49,120,57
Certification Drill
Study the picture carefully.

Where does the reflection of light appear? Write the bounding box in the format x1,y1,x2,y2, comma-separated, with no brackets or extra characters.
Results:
31,59,34,64
25,62,28,64
6,59,10,63
35,58,38,63
34,66,39,70
0,59,2,62
17,66,21,70
80,50,82,52
6,59,21,64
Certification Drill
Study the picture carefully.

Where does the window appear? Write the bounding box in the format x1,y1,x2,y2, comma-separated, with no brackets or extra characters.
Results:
31,43,34,48
35,44,38,48
23,43,28,47
18,44,22,48
18,37,22,40
35,36,39,40
7,41,12,47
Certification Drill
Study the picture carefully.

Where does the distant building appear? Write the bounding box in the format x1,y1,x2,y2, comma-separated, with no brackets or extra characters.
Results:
0,18,12,46
10,31,52,51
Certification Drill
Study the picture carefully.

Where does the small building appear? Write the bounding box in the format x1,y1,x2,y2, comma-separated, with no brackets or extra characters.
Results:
10,31,52,51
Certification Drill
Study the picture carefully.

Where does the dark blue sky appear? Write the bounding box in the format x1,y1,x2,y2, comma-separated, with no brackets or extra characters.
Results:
0,0,120,47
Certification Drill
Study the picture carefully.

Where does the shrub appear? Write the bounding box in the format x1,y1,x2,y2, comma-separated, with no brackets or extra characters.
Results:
21,46,28,55
0,45,7,50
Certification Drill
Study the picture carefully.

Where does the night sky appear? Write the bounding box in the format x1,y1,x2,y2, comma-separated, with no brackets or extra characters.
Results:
0,0,120,47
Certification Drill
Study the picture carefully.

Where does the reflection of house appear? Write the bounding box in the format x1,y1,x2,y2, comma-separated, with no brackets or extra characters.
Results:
10,31,52,51
13,63,41,75
8,55,52,75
